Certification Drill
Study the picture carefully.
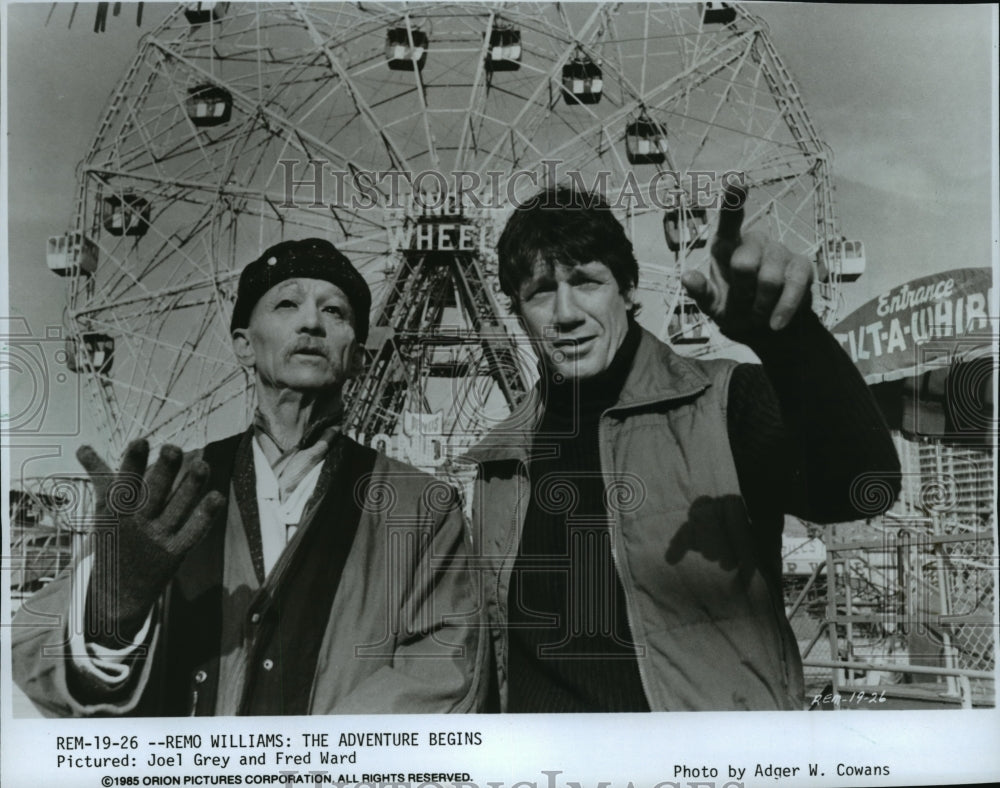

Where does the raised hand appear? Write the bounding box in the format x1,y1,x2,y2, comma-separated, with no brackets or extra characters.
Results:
79,440,226,648
681,184,813,339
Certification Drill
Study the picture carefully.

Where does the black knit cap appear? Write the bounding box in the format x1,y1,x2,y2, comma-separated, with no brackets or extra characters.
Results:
230,238,371,343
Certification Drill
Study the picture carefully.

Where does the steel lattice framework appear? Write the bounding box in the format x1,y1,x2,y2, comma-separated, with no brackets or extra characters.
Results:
58,1,850,467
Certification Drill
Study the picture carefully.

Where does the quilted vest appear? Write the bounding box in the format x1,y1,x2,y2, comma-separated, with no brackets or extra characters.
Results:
468,330,805,711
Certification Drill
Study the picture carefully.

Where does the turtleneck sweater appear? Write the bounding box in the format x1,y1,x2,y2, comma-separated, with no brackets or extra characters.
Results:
507,319,649,712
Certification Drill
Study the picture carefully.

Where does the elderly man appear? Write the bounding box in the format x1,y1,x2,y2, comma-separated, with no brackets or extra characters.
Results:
466,186,900,712
13,238,483,716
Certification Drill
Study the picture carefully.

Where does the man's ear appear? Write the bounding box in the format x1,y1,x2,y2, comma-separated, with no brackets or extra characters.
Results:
231,328,256,369
347,342,366,379
507,297,523,322
622,285,637,312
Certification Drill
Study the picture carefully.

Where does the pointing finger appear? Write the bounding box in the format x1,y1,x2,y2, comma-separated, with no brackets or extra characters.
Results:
770,256,813,330
751,243,788,325
717,183,747,240
711,183,747,268
727,235,763,315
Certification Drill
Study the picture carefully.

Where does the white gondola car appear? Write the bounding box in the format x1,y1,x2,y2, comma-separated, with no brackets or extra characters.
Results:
626,117,668,164
839,239,866,281
386,27,429,71
186,85,233,127
663,207,709,253
46,232,97,277
486,28,521,72
820,238,866,282
562,56,603,105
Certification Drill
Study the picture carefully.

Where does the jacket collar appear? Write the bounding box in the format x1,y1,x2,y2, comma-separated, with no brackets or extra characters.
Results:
463,327,712,464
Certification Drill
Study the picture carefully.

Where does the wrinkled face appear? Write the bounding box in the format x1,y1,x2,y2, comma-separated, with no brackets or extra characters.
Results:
516,259,635,380
232,278,360,393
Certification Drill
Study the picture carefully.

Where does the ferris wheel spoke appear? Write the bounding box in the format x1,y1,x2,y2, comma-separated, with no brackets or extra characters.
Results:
159,303,222,401
475,4,609,174
107,70,228,171
734,176,818,251
92,347,192,412
635,31,756,115
87,165,390,264
155,369,248,448
150,37,381,174
512,31,755,184
83,231,160,305
454,30,493,172
72,275,239,325
685,42,756,171
147,45,229,176
291,2,416,173
127,204,228,293
88,301,228,371
115,91,176,186
397,13,440,172
736,48,769,152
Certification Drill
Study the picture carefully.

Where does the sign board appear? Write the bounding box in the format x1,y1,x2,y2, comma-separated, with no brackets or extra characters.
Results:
832,268,993,384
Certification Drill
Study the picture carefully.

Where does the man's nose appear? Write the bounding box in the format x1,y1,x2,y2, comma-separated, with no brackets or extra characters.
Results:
296,300,324,333
553,283,584,328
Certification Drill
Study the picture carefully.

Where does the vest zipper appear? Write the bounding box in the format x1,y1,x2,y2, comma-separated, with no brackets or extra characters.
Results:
494,463,530,710
597,412,655,707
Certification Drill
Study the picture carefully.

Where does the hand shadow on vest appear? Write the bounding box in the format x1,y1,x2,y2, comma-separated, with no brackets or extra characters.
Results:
663,495,759,588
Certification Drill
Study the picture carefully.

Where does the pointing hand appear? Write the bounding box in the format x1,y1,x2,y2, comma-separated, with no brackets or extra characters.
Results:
681,184,813,339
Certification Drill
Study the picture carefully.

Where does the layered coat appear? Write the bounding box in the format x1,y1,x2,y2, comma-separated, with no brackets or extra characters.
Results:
13,432,486,716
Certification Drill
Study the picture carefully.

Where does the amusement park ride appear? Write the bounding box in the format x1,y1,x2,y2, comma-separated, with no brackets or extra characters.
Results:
42,0,863,458
16,1,991,708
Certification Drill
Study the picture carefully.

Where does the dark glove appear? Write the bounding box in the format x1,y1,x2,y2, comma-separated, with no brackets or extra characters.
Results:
80,440,226,649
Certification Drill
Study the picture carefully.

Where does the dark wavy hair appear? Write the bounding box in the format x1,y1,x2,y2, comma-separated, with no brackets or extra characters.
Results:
496,186,640,314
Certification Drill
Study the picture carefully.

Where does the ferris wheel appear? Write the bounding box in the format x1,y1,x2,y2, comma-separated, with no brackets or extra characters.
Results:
47,1,864,465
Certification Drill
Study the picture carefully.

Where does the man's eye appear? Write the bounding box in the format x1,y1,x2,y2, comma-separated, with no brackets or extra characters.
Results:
523,285,554,301
323,305,344,317
276,299,297,309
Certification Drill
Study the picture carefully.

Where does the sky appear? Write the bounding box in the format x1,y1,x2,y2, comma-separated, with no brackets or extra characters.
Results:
761,3,995,309
2,1,997,480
